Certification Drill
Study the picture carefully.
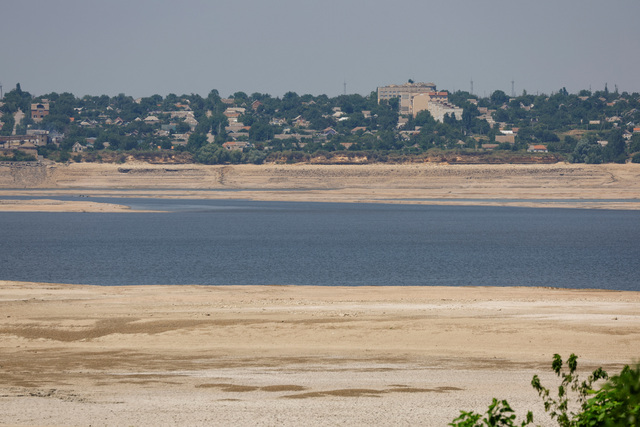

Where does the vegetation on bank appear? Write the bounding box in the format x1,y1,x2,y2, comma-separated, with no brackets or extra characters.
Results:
451,354,640,426
1,83,640,164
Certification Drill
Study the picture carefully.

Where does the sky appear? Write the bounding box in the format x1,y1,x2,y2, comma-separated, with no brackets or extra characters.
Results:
1,0,639,99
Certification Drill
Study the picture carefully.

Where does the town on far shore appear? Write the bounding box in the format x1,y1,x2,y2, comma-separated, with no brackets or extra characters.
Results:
1,81,639,165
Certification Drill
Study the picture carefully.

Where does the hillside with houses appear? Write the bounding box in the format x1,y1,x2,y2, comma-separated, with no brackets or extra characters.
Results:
1,82,639,164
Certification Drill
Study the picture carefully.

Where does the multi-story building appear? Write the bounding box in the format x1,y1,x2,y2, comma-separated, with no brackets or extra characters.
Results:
377,82,462,122
30,101,50,122
377,82,436,115
411,92,463,122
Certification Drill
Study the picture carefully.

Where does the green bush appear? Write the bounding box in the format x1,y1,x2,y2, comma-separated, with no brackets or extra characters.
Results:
451,354,640,427
575,364,640,426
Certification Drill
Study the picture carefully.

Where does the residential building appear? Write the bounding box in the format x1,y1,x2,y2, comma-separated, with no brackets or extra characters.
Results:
222,141,251,151
0,133,48,147
71,142,85,152
377,82,436,115
411,92,463,122
527,144,548,153
30,100,49,122
171,133,190,146
378,82,462,122
293,116,310,128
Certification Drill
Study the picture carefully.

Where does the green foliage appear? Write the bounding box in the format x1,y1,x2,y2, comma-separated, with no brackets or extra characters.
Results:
194,143,229,164
242,149,266,165
1,82,637,163
629,134,640,154
490,90,509,106
249,121,275,142
0,114,15,136
452,355,640,427
187,133,207,152
575,364,640,426
570,138,604,164
531,354,608,426
0,150,37,162
450,398,533,426
0,83,32,115
602,129,627,163
58,151,71,162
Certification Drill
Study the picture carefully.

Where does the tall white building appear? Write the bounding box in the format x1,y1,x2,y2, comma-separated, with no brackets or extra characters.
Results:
377,81,462,122
377,82,436,116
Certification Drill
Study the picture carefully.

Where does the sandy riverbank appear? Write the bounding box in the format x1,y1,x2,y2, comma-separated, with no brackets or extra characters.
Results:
0,198,139,213
0,282,638,426
1,162,640,211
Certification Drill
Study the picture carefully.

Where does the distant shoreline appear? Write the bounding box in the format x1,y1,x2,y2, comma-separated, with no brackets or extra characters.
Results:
1,162,639,211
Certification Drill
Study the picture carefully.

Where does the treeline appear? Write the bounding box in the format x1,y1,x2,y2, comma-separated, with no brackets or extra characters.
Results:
1,83,640,164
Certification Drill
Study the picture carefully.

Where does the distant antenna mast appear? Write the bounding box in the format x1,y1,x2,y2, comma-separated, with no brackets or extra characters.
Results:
0,82,3,99
511,80,515,97
470,78,474,95
343,80,347,96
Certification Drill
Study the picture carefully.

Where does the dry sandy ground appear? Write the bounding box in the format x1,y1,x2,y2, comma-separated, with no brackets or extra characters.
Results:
0,199,137,213
0,282,639,426
1,163,639,425
1,162,640,210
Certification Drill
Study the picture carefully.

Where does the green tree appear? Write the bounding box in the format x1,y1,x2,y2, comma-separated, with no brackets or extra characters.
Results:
571,137,604,164
490,90,509,106
462,104,479,131
232,91,249,105
531,354,608,426
194,143,229,164
602,129,627,163
629,134,640,154
451,355,640,427
575,364,640,426
187,133,207,152
249,121,275,142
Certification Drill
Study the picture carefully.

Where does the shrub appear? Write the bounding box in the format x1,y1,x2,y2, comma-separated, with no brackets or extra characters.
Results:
451,354,640,427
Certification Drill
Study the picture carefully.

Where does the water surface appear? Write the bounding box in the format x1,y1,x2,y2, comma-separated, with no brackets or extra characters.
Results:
1,199,638,290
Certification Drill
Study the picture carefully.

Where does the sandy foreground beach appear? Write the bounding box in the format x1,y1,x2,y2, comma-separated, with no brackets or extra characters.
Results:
0,282,639,426
1,162,639,425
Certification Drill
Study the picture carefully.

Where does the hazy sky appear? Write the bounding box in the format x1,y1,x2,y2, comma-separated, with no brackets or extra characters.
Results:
2,0,639,99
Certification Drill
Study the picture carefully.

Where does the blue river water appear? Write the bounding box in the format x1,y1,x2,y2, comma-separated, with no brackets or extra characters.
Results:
0,198,638,290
